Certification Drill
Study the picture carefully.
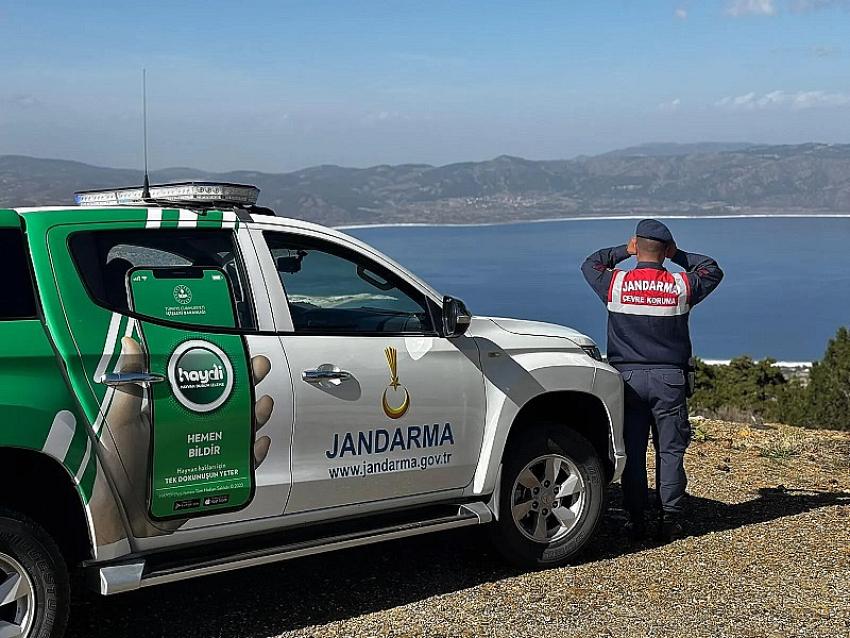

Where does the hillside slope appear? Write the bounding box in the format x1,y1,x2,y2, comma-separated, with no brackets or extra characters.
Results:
3,143,850,225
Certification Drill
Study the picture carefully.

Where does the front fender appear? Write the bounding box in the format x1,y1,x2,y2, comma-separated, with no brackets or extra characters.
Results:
467,333,624,496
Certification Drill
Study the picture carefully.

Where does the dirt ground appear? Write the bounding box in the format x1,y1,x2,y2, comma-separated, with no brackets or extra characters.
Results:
67,420,850,638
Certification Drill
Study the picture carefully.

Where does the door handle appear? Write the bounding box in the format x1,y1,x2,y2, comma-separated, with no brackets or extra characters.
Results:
98,372,165,387
302,364,352,386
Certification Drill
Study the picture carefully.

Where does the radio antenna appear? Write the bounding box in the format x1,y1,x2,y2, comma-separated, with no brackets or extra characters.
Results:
141,68,151,200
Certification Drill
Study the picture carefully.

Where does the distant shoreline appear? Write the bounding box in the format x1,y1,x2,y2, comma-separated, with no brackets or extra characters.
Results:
335,212,850,231
703,359,813,368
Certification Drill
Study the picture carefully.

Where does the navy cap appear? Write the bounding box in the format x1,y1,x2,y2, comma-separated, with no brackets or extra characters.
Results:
635,218,674,243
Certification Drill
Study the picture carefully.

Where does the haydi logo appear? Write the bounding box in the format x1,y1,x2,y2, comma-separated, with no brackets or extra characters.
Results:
168,341,234,413
177,363,225,387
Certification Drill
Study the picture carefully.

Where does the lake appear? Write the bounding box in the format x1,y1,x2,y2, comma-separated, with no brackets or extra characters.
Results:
348,216,850,363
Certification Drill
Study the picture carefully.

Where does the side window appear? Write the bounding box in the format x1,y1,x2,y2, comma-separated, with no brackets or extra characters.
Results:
264,232,435,335
69,229,256,330
0,229,37,319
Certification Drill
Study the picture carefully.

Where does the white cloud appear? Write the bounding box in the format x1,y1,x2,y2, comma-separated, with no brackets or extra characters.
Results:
725,0,849,15
675,7,689,19
716,90,850,110
659,97,682,112
790,0,850,11
725,0,778,15
360,110,433,125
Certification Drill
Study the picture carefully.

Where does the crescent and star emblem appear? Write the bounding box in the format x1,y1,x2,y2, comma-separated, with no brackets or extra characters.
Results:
381,346,410,419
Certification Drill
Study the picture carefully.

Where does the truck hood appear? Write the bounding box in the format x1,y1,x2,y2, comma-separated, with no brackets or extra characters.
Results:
481,316,596,348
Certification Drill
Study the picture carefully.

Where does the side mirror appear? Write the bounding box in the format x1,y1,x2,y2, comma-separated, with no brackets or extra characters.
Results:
442,296,472,337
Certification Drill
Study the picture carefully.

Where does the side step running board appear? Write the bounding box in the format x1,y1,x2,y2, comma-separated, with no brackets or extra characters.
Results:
96,502,491,595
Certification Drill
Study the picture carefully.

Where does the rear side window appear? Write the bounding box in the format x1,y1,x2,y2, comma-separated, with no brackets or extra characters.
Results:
69,229,256,330
0,229,37,319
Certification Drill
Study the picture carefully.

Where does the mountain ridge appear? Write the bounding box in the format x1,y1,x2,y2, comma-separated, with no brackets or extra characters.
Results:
3,142,850,226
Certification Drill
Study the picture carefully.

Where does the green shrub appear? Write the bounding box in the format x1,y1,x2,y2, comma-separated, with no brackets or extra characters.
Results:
690,355,786,419
691,327,850,431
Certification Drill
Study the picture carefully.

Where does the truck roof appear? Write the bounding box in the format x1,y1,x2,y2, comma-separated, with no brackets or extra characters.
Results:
13,205,348,240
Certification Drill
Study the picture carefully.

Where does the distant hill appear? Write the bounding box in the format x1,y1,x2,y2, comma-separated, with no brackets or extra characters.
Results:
597,142,756,157
3,142,850,226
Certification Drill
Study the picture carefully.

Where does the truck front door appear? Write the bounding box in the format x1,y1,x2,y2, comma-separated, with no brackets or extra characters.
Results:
254,228,487,513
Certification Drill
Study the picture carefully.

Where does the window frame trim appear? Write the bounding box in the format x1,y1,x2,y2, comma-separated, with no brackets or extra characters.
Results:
259,228,442,338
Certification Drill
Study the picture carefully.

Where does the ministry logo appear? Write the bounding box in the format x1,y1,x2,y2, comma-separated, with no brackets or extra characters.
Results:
173,284,193,305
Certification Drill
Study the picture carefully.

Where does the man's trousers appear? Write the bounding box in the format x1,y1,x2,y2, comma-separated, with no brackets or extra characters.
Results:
620,367,691,516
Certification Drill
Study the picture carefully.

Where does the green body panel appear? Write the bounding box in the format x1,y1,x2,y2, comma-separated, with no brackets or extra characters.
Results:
129,268,238,328
20,207,236,229
0,209,21,228
22,207,250,523
0,320,91,494
0,209,96,500
25,210,152,435
23,207,239,428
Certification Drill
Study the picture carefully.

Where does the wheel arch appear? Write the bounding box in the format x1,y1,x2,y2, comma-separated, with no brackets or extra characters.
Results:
0,447,94,566
505,391,615,481
473,388,616,499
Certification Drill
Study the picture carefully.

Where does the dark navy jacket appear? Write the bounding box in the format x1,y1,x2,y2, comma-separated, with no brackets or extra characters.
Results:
581,245,723,371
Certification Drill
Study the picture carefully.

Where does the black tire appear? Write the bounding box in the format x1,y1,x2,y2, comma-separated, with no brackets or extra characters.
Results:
491,424,605,568
0,508,70,638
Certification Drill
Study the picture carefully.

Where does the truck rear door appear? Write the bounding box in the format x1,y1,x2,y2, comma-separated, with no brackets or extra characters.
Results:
25,208,294,539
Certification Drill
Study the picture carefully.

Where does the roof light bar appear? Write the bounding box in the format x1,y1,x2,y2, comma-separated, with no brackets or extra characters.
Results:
74,182,260,207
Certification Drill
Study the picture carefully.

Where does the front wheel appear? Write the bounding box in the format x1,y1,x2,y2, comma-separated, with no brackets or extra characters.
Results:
491,424,605,568
0,508,69,638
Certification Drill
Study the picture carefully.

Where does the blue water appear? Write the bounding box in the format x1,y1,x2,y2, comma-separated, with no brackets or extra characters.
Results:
348,217,850,362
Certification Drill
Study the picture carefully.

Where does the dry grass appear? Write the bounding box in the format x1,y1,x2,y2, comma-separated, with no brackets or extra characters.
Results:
288,421,850,638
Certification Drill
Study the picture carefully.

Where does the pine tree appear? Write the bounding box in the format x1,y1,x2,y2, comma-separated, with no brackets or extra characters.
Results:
806,327,850,430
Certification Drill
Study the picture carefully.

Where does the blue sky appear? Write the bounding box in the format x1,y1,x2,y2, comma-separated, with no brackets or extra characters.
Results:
1,0,849,171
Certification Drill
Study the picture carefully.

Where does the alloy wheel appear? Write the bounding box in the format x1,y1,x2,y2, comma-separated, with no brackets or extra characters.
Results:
0,552,35,638
510,453,587,544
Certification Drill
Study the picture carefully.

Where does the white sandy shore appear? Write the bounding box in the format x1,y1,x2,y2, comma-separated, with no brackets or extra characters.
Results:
702,359,813,368
335,212,850,231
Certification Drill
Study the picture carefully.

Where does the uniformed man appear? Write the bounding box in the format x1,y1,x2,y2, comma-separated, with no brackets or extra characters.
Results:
581,219,723,541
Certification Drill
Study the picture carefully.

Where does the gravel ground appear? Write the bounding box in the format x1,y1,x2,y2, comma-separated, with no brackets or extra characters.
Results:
67,420,850,638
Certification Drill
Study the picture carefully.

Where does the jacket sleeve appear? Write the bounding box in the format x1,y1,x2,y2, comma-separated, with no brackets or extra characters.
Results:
671,249,724,306
581,244,631,303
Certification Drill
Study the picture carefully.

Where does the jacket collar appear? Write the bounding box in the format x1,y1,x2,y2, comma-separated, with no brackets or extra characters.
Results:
635,261,666,271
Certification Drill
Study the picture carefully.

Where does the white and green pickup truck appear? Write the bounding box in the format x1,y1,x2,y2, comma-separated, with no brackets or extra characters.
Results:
0,182,624,638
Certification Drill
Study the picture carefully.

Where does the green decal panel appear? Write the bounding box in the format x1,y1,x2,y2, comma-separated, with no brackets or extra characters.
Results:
28,211,236,428
27,211,152,430
129,268,236,328
24,210,250,517
130,268,253,519
0,320,92,497
0,209,22,228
